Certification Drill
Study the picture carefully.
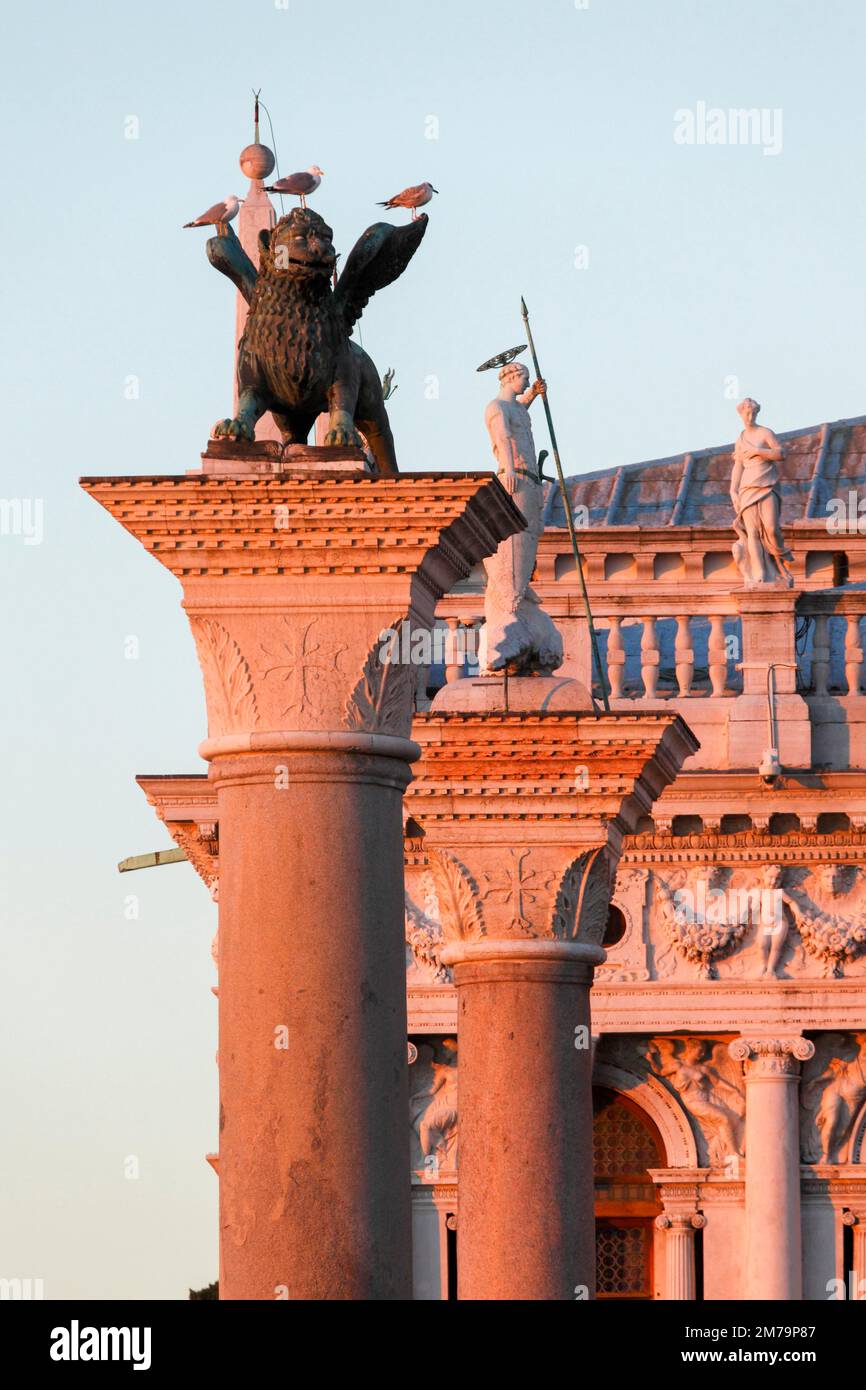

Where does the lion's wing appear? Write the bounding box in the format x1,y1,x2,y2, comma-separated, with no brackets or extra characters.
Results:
333,216,428,334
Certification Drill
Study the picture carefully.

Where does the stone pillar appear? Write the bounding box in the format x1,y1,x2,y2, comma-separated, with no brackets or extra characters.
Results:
441,938,603,1301
408,679,698,1300
729,1035,815,1300
730,590,811,769
843,1210,866,1299
212,735,415,1299
655,1212,705,1300
82,463,524,1300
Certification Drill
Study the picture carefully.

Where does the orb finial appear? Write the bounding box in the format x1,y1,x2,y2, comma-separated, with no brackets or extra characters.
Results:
240,90,275,181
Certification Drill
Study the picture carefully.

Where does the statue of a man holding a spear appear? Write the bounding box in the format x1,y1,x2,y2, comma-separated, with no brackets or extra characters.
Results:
476,305,609,710
481,358,564,675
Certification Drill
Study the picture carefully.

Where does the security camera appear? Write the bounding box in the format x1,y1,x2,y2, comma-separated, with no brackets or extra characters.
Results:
759,748,782,785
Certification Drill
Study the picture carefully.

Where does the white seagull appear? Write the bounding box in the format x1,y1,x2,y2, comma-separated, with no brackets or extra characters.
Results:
377,181,438,220
183,194,243,237
264,166,324,208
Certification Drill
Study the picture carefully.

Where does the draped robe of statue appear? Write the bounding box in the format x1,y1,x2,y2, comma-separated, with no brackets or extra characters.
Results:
730,420,794,587
481,368,564,674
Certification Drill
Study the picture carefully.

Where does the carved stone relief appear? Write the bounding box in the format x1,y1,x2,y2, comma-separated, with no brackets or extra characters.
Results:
409,1037,458,1184
404,850,485,983
643,861,866,982
550,847,612,945
801,1032,866,1163
648,1037,745,1168
654,866,751,980
260,616,349,722
190,618,260,738
600,1035,745,1170
784,865,866,978
596,867,650,982
344,616,418,738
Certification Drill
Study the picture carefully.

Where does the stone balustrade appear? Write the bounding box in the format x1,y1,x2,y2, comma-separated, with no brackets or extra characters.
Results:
796,594,866,695
603,613,739,700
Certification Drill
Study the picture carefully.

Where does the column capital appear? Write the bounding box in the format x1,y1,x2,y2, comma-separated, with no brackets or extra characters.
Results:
655,1212,705,1231
729,1035,815,1077
81,471,524,743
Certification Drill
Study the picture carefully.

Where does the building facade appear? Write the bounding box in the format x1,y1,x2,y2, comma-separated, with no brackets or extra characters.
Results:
131,414,866,1300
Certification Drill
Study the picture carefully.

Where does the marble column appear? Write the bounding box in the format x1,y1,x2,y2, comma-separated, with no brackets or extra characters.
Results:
842,1210,866,1300
410,682,698,1300
212,737,415,1298
729,1035,815,1300
441,938,604,1301
83,463,523,1300
655,1211,705,1300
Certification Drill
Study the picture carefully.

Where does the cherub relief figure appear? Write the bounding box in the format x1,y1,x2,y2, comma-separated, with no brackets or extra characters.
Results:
650,1037,745,1166
801,1033,866,1163
730,397,794,587
409,1039,458,1179
754,862,792,979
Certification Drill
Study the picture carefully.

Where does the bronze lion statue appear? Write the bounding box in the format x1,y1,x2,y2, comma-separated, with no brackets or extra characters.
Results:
204,207,427,476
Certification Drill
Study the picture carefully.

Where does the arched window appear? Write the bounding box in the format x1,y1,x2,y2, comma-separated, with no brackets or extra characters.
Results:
593,1088,665,1300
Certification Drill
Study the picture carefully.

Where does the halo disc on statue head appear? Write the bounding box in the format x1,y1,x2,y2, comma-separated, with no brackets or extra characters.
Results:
476,344,528,372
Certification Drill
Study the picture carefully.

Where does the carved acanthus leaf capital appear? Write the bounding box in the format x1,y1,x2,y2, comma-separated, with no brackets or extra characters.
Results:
190,618,260,738
550,846,613,944
427,850,485,943
344,615,418,738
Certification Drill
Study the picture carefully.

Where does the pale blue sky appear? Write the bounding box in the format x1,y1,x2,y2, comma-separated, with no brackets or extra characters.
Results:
2,0,865,1298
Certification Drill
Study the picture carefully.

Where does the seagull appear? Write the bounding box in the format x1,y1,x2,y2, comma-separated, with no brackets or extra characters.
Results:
182,195,243,237
377,181,438,220
264,166,324,208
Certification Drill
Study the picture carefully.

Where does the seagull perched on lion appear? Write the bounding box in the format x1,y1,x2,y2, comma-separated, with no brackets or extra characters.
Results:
264,166,324,208
377,181,438,220
183,195,243,237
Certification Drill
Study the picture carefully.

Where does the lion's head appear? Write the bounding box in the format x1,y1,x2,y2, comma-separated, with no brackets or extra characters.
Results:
259,209,337,283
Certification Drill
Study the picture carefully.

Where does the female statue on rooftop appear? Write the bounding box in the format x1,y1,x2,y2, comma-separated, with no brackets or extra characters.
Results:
730,397,794,587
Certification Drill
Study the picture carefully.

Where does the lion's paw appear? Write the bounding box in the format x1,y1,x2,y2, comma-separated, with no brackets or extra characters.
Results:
324,424,364,450
211,417,254,443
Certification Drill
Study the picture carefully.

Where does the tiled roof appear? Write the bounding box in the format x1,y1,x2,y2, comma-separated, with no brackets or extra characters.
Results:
545,414,866,529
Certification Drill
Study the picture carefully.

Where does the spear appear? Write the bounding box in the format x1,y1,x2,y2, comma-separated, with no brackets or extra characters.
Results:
520,297,610,713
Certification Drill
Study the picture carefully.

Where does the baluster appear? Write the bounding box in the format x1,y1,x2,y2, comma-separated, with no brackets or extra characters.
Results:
641,616,660,699
845,614,864,695
607,616,626,699
675,615,694,697
811,613,830,695
444,618,462,684
708,615,727,696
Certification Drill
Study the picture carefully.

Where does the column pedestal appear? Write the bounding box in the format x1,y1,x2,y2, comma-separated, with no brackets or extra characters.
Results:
441,939,604,1301
730,1035,814,1300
